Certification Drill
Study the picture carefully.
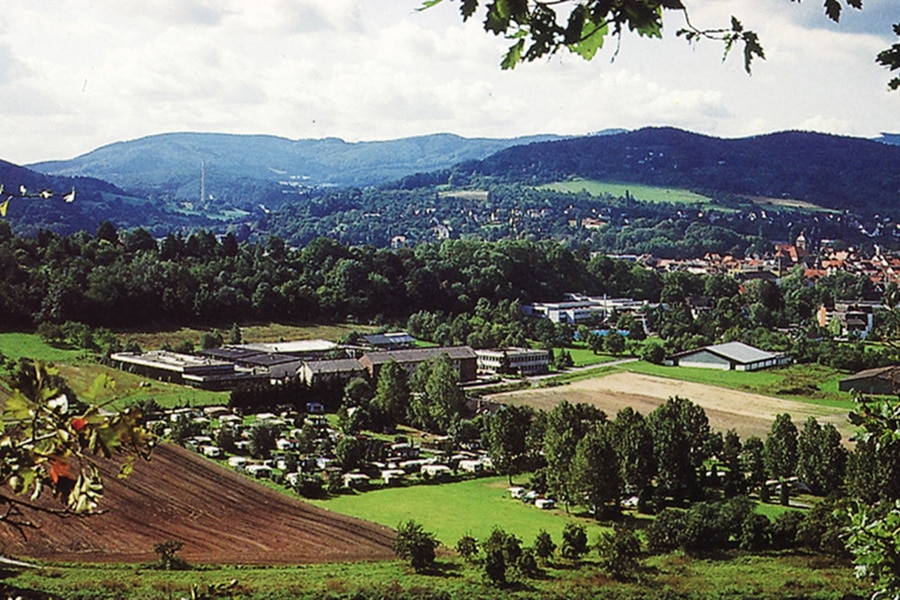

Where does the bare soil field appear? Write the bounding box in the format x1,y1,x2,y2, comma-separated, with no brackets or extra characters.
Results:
0,444,395,565
489,371,853,441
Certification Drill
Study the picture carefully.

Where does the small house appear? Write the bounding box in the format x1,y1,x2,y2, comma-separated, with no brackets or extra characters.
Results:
343,473,371,489
228,456,249,469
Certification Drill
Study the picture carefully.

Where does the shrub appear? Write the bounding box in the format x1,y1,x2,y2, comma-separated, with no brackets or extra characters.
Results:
646,508,688,553
739,513,772,551
560,522,589,561
456,534,478,562
153,540,189,571
393,520,438,572
596,523,642,580
771,510,804,549
534,529,556,562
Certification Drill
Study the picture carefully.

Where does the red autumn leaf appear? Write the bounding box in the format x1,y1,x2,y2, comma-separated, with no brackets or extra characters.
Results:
48,457,76,485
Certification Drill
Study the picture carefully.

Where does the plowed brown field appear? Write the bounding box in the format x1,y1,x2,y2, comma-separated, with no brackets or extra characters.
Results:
0,444,395,564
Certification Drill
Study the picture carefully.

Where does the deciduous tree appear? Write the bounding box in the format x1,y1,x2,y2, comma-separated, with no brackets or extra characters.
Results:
764,413,798,505
483,405,534,484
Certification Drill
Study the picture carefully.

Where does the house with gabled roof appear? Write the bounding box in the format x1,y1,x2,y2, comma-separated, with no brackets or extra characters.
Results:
839,365,900,395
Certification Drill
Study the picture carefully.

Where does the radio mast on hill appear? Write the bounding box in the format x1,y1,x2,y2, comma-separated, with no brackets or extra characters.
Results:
200,160,206,205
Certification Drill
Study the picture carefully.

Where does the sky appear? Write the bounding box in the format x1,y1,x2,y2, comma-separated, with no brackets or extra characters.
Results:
0,0,897,165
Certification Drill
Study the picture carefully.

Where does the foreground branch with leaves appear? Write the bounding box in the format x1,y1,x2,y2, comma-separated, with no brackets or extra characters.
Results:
844,392,900,600
0,361,154,538
423,0,900,89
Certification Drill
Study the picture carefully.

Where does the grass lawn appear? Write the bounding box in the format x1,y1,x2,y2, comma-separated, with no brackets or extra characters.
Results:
557,343,622,367
540,179,713,205
307,475,617,547
0,332,229,409
0,332,85,363
5,551,864,600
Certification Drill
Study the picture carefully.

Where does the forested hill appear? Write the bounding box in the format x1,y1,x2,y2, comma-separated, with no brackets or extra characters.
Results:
0,159,197,236
462,128,900,214
29,131,565,200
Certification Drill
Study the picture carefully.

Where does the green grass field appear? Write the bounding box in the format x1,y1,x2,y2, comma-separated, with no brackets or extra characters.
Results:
307,475,615,546
557,343,622,367
0,332,231,409
0,332,85,363
4,543,863,600
541,179,713,205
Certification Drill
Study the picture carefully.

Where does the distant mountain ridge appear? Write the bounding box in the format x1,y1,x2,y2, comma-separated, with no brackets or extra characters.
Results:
7,126,900,238
462,127,900,213
29,131,567,202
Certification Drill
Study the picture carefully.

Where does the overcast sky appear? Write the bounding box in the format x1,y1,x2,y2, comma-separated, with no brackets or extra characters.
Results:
0,0,897,164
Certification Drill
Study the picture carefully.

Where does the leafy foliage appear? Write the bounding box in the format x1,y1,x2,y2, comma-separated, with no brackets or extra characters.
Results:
0,361,153,536
844,392,900,599
559,522,588,561
393,520,438,572
424,0,896,90
596,523,642,580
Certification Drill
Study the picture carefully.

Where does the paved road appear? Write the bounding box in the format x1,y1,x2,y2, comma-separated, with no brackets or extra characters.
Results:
465,356,639,391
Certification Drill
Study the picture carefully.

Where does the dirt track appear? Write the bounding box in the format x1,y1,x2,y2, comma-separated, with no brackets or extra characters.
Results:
0,444,395,564
489,372,852,441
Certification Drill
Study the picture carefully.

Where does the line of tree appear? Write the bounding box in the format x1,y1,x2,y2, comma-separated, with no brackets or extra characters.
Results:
479,398,862,515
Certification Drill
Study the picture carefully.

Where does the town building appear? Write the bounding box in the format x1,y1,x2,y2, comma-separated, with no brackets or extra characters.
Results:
475,347,550,376
523,293,648,324
110,351,263,389
665,341,791,372
361,332,416,351
839,366,900,395
298,358,368,386
358,346,478,382
817,301,880,339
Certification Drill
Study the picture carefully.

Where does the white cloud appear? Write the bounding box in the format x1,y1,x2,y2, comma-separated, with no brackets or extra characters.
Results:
0,0,897,164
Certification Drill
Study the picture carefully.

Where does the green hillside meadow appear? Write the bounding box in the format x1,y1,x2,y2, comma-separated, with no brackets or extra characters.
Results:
540,179,713,204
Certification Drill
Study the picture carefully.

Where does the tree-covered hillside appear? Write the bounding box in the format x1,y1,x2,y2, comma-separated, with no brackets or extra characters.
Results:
0,159,203,237
461,128,900,214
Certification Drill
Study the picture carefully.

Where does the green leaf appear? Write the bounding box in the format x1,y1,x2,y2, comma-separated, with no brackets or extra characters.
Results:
118,456,134,480
3,390,33,421
416,0,444,11
572,20,609,61
742,31,765,74
824,0,842,22
461,0,479,20
83,373,115,402
484,0,511,34
501,38,525,69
